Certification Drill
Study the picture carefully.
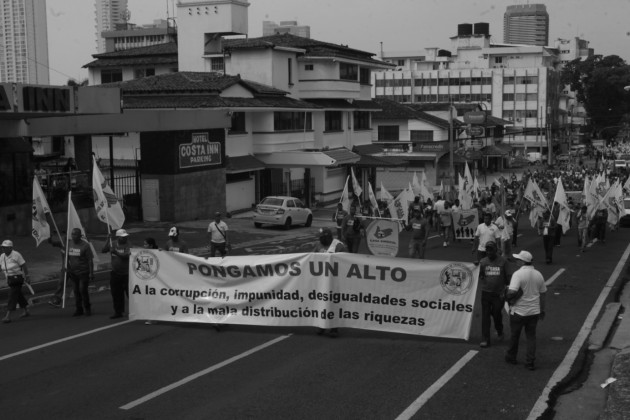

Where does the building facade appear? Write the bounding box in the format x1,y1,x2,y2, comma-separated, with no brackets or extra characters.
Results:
503,4,549,47
374,23,563,156
0,0,49,84
95,0,129,53
101,19,177,53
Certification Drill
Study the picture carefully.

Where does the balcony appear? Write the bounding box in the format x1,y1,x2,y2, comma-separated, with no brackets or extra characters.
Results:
298,79,362,99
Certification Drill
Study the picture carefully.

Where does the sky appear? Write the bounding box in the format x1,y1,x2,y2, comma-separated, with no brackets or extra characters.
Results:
46,0,630,85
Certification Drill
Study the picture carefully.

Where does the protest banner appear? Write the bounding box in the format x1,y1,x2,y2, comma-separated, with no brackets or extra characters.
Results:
451,209,479,240
129,251,478,340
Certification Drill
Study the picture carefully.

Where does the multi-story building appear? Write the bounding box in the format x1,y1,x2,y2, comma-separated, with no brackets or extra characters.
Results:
0,0,49,84
262,20,310,38
83,0,392,217
101,19,177,53
373,23,563,157
95,0,129,53
503,4,549,47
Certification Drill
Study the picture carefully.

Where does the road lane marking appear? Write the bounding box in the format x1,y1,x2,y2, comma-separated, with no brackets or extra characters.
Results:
545,268,565,286
0,320,134,362
527,242,630,419
395,350,478,420
120,334,292,410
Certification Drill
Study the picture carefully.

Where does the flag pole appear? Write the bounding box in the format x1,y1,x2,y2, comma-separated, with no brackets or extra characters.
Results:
63,191,72,309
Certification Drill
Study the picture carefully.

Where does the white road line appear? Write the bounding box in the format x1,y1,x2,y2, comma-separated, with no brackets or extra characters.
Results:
395,350,478,420
527,242,630,419
120,334,292,410
0,320,134,362
545,268,565,286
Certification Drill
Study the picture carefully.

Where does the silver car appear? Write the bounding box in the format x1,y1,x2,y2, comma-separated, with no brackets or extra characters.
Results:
252,196,313,229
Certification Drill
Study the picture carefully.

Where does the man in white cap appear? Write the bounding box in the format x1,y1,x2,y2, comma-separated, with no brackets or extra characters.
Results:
102,229,132,319
312,227,345,337
1,240,30,322
494,209,515,260
505,250,547,371
165,226,189,254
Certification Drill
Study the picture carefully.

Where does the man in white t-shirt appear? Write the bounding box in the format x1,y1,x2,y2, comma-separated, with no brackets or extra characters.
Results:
207,212,229,257
494,209,515,260
472,213,501,265
505,250,547,370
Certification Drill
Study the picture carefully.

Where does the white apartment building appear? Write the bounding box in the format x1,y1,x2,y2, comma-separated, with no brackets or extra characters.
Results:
95,0,129,53
101,19,177,53
373,23,563,155
0,0,49,84
262,20,310,38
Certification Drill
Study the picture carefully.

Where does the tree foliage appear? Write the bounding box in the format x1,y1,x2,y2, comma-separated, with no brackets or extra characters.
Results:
561,55,630,135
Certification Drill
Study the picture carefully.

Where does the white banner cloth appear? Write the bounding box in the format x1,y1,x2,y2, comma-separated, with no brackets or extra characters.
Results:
129,251,478,340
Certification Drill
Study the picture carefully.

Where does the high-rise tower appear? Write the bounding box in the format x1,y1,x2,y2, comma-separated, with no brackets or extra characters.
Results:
503,4,549,46
0,0,49,84
95,0,129,53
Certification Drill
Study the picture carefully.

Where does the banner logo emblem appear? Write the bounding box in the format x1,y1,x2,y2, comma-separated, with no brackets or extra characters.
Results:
133,250,160,280
440,263,473,295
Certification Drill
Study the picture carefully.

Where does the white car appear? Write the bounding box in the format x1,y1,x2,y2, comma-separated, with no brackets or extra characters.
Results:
252,196,313,229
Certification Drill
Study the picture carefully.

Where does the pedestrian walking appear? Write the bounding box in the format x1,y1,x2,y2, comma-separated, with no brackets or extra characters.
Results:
102,229,131,319
472,213,501,265
341,205,365,253
478,241,510,348
539,211,557,264
404,208,430,258
505,250,547,370
576,206,589,252
67,228,94,317
439,201,453,247
1,240,30,323
207,212,229,257
495,210,515,260
332,202,348,240
313,228,345,337
165,226,189,253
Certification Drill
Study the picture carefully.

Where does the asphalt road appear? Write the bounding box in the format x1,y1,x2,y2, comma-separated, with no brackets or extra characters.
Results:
1,218,628,420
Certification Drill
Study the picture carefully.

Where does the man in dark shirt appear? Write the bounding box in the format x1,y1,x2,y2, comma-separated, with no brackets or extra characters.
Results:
332,202,348,240
67,228,94,316
165,226,189,254
102,229,131,319
340,205,364,253
405,208,430,259
478,241,511,348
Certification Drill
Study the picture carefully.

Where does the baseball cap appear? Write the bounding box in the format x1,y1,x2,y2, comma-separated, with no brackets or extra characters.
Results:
168,227,179,237
484,241,497,250
1,240,13,247
214,211,221,217
115,229,129,237
513,250,533,263
505,210,514,217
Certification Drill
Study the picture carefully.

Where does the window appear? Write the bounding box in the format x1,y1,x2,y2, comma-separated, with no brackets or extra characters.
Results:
274,112,312,131
101,69,122,84
305,64,314,71
397,59,405,66
134,68,155,79
495,57,503,64
353,111,370,130
229,112,246,133
210,57,224,72
503,76,515,85
515,76,538,85
288,58,293,85
325,111,342,131
0,150,29,206
377,125,399,141
340,62,358,81
359,68,371,85
410,130,433,141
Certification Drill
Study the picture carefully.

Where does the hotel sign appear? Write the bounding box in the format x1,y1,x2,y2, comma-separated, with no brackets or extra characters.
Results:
0,83,74,113
179,132,222,169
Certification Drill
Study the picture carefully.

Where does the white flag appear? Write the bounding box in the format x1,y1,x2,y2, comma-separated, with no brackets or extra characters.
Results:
379,182,393,202
388,186,413,227
339,176,350,212
412,172,422,197
472,177,480,200
553,178,571,233
367,182,381,217
419,171,432,203
92,158,125,229
350,167,362,198
32,177,51,246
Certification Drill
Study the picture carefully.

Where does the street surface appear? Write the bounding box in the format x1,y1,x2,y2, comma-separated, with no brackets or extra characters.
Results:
0,213,628,419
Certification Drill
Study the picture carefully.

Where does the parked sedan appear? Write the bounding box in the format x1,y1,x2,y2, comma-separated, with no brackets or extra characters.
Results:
252,196,313,229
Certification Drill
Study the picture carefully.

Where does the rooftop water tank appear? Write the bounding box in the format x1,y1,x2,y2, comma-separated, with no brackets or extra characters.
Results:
458,23,473,37
474,22,490,36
